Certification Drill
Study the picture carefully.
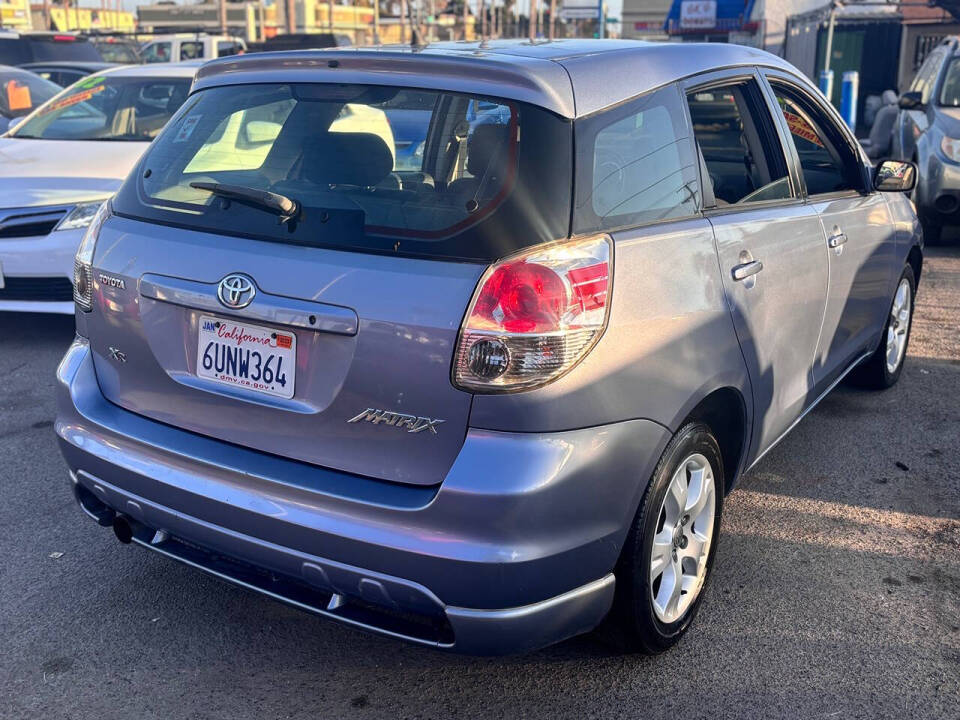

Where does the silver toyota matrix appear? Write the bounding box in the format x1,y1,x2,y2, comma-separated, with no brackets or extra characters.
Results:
56,40,923,655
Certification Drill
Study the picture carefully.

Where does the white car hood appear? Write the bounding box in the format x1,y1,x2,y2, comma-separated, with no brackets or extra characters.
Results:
0,138,148,209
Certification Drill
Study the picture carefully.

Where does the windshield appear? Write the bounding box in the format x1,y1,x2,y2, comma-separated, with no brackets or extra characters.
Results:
940,58,960,107
0,69,60,119
114,82,572,260
10,74,191,141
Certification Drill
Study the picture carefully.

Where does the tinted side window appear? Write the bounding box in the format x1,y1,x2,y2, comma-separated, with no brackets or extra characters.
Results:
142,42,171,63
574,83,701,233
914,52,942,104
180,41,204,60
687,80,792,206
770,83,863,196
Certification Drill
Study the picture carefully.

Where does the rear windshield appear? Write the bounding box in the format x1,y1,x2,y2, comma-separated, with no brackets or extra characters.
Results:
10,75,191,141
112,82,572,261
0,36,103,64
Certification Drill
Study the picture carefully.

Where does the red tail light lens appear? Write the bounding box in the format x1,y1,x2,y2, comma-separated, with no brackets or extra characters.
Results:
454,235,612,392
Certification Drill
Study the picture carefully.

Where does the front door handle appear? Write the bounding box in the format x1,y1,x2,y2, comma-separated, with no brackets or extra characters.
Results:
828,232,848,248
731,260,764,282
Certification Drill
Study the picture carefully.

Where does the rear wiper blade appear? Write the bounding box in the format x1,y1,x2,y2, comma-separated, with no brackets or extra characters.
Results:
189,181,300,223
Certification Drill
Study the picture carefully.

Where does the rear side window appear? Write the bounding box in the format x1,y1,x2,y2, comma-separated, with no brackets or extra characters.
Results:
113,83,573,261
574,84,701,233
687,80,793,206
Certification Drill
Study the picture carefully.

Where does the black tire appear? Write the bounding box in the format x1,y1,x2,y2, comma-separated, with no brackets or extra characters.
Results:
850,264,916,390
600,422,724,654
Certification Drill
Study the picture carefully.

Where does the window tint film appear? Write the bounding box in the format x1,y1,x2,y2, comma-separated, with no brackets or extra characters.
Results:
575,84,700,233
770,83,863,196
113,83,573,261
687,81,792,206
10,75,191,141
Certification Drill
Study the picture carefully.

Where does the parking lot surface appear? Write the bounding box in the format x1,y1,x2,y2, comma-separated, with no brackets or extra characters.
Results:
1,249,958,720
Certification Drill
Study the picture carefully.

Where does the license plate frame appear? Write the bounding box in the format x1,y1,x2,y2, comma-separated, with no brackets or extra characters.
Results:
196,315,296,399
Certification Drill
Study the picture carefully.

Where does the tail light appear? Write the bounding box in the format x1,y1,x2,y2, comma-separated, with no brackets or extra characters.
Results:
453,235,612,392
73,200,110,312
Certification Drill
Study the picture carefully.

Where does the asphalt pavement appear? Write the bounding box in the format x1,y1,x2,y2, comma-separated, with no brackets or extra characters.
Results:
1,248,958,720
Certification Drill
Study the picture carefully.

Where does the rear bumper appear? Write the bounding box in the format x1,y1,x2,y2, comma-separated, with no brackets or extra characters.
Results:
56,337,671,654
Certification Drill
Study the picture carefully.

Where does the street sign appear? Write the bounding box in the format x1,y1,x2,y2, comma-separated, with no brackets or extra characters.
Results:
561,8,599,18
680,0,717,30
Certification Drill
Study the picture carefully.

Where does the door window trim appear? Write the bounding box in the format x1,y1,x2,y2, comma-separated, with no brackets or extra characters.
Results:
759,69,871,200
680,68,804,216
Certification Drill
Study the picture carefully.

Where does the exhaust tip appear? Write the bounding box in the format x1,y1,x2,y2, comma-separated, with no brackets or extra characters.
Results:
112,515,133,544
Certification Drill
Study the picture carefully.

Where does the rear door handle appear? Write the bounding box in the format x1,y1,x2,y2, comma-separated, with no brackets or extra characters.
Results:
828,232,848,248
731,260,764,282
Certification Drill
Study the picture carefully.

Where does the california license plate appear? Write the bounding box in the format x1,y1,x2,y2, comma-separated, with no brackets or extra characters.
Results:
196,315,296,399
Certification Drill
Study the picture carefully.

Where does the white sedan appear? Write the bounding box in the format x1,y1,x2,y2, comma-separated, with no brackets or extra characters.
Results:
0,61,199,314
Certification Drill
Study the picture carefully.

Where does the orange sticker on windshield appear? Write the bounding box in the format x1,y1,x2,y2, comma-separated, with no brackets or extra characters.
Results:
783,110,824,148
5,80,32,111
38,84,105,116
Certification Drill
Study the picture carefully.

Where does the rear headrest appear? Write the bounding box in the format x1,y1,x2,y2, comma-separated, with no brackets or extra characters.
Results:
882,89,898,106
466,123,511,178
301,132,393,187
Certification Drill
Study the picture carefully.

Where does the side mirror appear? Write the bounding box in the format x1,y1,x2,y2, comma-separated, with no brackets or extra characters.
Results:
874,160,917,193
899,91,924,110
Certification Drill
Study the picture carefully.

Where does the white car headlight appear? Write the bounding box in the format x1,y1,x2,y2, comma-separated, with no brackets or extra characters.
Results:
56,201,108,231
941,136,960,163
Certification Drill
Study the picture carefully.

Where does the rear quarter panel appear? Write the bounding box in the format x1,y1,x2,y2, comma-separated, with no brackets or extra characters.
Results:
469,218,750,437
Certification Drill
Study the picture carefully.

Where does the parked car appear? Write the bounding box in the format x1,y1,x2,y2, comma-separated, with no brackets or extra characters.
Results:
0,64,61,133
0,62,197,313
246,32,352,53
87,35,143,64
20,61,119,88
140,34,246,64
0,30,103,65
893,35,960,243
56,40,922,655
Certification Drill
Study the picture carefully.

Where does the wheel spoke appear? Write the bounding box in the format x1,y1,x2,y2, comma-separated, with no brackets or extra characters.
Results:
665,467,688,524
685,466,712,518
665,556,684,618
650,530,672,582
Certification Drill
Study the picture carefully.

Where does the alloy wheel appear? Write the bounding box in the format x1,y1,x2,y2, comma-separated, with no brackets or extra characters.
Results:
885,277,912,374
649,453,716,624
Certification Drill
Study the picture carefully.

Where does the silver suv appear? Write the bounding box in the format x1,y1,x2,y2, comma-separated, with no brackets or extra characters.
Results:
56,40,922,655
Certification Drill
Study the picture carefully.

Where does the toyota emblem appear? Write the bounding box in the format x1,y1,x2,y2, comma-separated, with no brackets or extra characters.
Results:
217,273,256,309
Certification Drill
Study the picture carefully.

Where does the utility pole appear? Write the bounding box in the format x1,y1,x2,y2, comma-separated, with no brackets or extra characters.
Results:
258,0,266,41
528,0,536,41
285,0,295,33
373,0,380,43
549,0,555,39
218,0,227,34
400,0,408,43
480,0,486,39
462,0,468,40
328,0,334,31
